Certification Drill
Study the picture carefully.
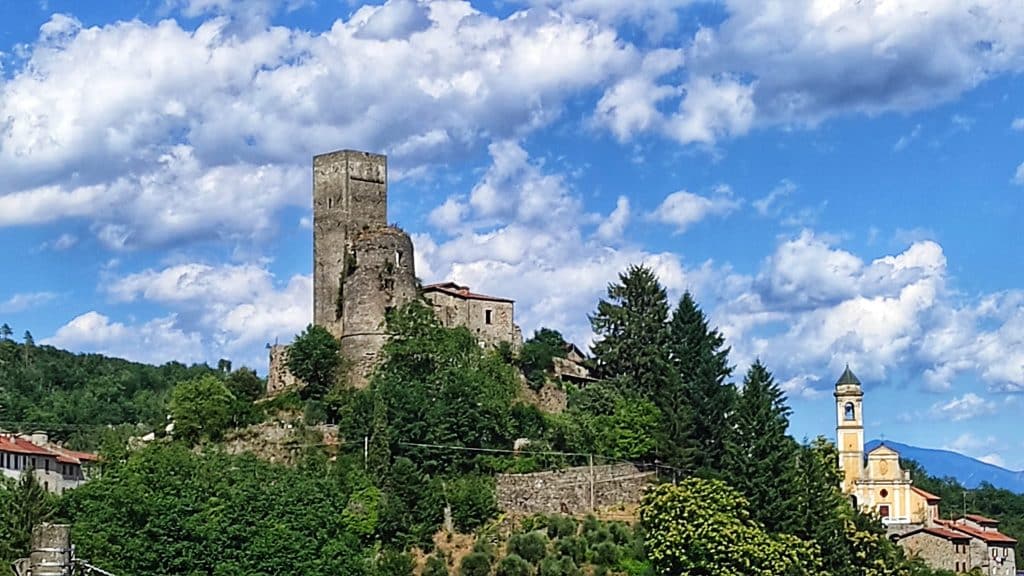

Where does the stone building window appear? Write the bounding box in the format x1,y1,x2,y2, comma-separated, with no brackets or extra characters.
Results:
395,250,403,267
844,402,855,420
485,310,493,325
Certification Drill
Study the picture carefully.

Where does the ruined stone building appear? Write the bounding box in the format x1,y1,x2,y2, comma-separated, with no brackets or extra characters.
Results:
267,150,524,393
422,282,522,350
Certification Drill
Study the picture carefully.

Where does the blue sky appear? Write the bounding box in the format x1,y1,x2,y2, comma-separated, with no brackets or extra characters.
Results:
1,0,1022,468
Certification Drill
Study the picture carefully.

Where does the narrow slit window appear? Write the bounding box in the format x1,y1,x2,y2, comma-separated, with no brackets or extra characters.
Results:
485,310,493,325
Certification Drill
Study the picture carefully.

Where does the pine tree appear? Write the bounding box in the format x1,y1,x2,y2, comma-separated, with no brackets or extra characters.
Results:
665,292,735,475
724,360,801,533
0,324,11,341
589,265,673,399
794,437,857,576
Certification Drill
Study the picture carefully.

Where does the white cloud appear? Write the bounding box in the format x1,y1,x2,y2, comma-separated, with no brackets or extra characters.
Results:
594,196,630,242
930,393,998,422
893,124,921,152
942,433,1006,467
0,292,58,314
648,185,742,233
0,5,638,248
753,179,796,217
106,262,311,361
1012,118,1024,131
978,453,1007,468
664,75,756,145
689,0,1024,125
44,311,206,365
1014,162,1024,185
594,49,684,141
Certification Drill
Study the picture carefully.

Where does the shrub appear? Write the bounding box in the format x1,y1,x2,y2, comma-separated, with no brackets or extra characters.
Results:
591,542,619,567
423,556,449,576
508,531,549,565
616,559,656,576
538,556,581,576
447,475,498,531
459,552,492,576
608,522,632,546
554,536,587,565
546,515,577,540
495,554,532,576
375,549,414,576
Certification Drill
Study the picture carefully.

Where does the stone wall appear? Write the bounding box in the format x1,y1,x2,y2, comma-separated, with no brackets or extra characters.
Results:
898,532,967,573
266,344,298,396
424,286,521,351
496,463,653,516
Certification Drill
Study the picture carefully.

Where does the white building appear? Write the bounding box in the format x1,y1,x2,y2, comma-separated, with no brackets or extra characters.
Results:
0,432,97,495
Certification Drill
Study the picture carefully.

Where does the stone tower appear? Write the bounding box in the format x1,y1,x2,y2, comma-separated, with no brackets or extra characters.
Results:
835,365,865,492
312,150,418,387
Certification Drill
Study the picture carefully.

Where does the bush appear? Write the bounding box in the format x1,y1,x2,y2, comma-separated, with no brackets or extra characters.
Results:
538,556,581,576
447,475,498,531
508,531,549,565
545,515,577,540
608,522,632,546
616,559,655,576
459,552,492,576
591,542,619,567
495,554,532,576
375,549,414,576
423,556,449,576
555,536,587,565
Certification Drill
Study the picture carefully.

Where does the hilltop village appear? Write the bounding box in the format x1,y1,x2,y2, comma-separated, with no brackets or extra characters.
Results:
1,149,1021,576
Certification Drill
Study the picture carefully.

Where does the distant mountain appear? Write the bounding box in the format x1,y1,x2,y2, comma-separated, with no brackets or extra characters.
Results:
866,439,1024,494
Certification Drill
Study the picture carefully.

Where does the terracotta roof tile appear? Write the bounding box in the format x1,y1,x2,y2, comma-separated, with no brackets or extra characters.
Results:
965,513,999,525
947,522,1017,544
911,486,942,502
423,282,514,303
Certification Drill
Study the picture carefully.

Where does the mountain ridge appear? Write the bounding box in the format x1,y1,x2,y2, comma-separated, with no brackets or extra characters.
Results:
866,439,1024,493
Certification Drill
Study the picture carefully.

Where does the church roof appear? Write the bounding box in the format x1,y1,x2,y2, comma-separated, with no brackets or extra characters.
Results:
836,365,862,386
911,486,942,502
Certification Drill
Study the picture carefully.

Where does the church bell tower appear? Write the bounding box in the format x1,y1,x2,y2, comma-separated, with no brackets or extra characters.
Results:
835,365,864,492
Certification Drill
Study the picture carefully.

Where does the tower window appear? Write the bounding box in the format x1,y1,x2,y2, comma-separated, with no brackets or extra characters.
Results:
395,250,403,267
844,402,855,421
485,310,493,325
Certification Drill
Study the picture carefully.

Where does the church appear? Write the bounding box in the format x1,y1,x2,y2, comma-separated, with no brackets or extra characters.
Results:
834,366,939,527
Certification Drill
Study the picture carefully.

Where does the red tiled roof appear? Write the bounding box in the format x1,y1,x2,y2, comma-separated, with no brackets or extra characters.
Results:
0,435,98,464
947,522,1018,545
965,513,999,525
0,436,55,456
423,282,514,303
904,527,971,542
911,486,942,502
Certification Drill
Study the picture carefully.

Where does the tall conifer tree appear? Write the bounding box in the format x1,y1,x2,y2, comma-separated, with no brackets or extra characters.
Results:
666,292,735,475
589,265,673,399
724,360,801,533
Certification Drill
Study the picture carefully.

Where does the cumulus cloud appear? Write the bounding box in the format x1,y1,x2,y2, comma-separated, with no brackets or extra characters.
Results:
44,312,206,365
1014,162,1024,185
942,432,1007,467
595,196,631,242
930,393,998,422
648,185,742,233
106,262,311,360
0,5,637,249
1012,118,1024,131
689,0,1024,126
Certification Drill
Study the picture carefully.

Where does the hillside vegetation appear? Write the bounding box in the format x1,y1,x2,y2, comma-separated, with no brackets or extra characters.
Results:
0,267,1011,575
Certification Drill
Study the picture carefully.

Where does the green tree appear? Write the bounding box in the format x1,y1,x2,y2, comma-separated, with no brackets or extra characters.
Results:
287,324,342,400
518,328,568,390
665,291,735,475
640,479,820,576
225,367,264,403
560,383,659,460
724,360,801,533
373,301,518,475
589,265,673,399
169,375,236,444
0,474,56,562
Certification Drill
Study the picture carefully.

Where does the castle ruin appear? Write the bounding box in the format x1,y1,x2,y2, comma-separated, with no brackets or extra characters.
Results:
267,149,523,394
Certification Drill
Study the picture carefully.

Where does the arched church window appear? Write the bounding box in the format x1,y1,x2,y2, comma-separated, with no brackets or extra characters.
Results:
844,402,856,421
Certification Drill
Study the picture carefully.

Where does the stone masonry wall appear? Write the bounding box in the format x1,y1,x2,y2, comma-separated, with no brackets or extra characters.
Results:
266,344,298,396
496,463,653,516
898,532,965,573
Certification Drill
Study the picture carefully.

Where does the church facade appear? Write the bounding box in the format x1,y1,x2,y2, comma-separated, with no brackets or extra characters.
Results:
834,366,937,527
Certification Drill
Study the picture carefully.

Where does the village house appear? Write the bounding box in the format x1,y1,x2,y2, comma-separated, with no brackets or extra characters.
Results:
0,432,98,495
422,282,523,350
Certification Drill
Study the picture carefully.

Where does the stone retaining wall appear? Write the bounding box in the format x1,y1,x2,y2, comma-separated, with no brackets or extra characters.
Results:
496,463,653,516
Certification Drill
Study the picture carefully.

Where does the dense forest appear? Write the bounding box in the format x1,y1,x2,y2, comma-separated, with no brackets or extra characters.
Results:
0,266,1018,574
